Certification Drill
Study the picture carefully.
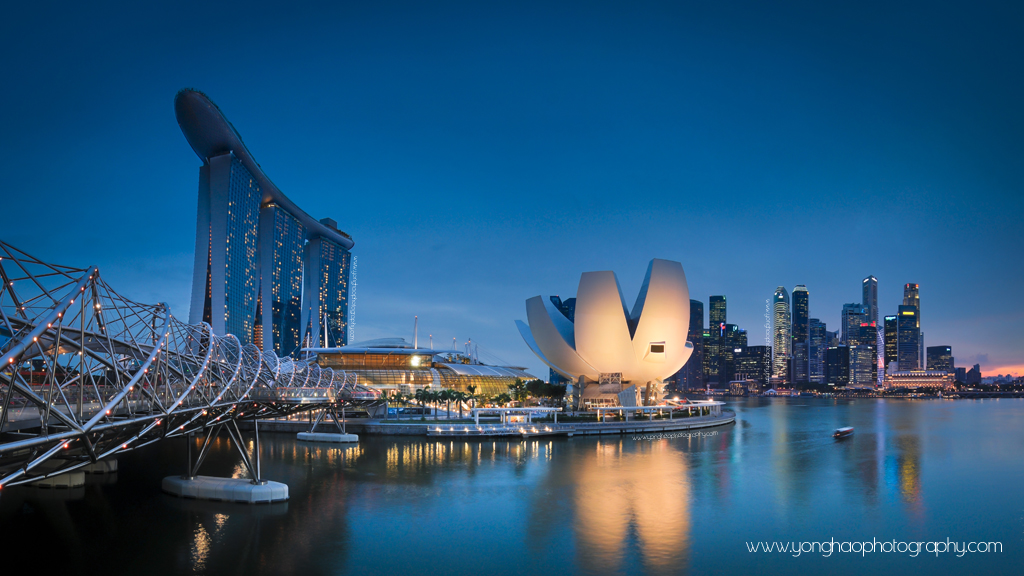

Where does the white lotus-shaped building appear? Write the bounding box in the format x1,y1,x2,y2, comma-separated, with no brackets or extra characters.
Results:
516,259,694,391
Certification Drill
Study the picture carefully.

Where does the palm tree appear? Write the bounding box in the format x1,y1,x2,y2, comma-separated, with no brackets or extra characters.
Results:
414,388,428,419
455,390,468,419
466,385,478,411
428,389,440,420
439,388,455,419
390,391,405,420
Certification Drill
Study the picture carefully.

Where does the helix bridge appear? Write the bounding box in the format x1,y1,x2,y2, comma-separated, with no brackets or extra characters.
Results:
0,241,379,490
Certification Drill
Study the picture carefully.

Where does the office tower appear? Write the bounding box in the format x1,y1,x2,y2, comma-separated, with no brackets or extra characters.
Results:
808,319,826,383
546,296,577,386
902,283,921,369
827,330,841,347
792,286,809,341
955,367,967,383
791,285,809,383
965,364,981,385
722,324,745,382
897,305,920,370
850,345,875,388
903,283,920,317
884,315,898,373
926,346,954,373
772,287,791,379
841,303,868,345
862,275,878,324
549,296,576,322
704,295,726,386
853,321,877,347
678,300,705,390
178,89,355,354
701,329,715,387
825,346,850,387
709,296,727,327
735,345,771,389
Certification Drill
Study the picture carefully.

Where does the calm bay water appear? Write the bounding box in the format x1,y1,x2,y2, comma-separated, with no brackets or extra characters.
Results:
2,398,1022,575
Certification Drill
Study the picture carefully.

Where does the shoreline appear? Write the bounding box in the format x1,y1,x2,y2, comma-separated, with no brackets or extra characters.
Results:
240,410,737,437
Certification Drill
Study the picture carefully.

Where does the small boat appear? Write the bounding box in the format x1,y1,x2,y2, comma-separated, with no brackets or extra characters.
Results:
833,426,854,439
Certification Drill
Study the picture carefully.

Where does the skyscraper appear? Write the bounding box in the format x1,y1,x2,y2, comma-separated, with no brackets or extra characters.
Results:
709,296,727,328
850,345,876,388
301,228,353,349
825,345,850,387
808,318,826,383
678,299,704,390
841,303,868,345
259,204,305,354
897,305,920,370
884,315,898,372
791,285,809,383
701,329,714,387
734,345,771,389
862,275,878,324
177,89,355,354
705,296,727,387
926,346,954,373
903,283,920,316
772,287,791,380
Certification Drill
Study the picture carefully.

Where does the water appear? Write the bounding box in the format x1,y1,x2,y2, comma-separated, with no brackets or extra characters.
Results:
1,398,1022,576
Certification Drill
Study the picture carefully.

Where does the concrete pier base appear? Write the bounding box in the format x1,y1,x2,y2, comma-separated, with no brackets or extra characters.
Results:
297,432,359,443
32,471,86,489
162,475,289,503
83,460,118,474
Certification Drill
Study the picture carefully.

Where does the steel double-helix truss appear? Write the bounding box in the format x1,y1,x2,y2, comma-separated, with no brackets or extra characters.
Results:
0,241,377,487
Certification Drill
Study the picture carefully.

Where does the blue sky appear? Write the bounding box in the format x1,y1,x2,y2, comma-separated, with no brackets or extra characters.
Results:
2,1,1022,377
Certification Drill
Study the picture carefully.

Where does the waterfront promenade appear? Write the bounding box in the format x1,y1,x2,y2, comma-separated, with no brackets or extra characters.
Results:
246,409,736,437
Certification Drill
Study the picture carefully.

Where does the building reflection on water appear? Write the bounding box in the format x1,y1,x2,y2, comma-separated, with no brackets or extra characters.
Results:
566,439,691,574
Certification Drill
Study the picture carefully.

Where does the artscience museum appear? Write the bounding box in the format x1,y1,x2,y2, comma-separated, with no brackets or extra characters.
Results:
516,258,695,409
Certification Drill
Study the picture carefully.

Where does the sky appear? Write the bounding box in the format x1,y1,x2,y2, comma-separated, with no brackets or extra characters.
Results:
2,0,1022,378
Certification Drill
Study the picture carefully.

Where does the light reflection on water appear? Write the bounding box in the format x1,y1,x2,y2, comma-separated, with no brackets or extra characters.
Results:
0,398,1022,576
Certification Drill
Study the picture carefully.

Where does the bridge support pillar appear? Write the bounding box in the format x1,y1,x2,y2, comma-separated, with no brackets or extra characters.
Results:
164,420,288,504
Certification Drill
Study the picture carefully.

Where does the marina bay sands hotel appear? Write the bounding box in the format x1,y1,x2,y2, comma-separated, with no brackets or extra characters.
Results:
175,89,353,356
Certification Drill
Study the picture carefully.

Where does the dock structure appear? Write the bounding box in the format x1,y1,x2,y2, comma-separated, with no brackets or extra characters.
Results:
427,423,575,439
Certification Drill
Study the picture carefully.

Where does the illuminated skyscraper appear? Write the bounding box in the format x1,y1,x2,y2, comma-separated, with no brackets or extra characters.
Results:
701,328,714,386
678,300,704,390
897,305,920,370
791,285,809,383
841,303,867,345
903,283,920,316
926,346,954,373
301,227,353,349
772,286,791,380
884,315,898,371
808,318,826,383
709,296,727,327
862,275,878,324
825,345,850,387
259,204,305,355
177,89,355,354
705,296,727,386
850,345,876,388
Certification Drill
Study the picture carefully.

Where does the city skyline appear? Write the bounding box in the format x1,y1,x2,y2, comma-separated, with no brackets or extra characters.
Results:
2,1,1022,378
